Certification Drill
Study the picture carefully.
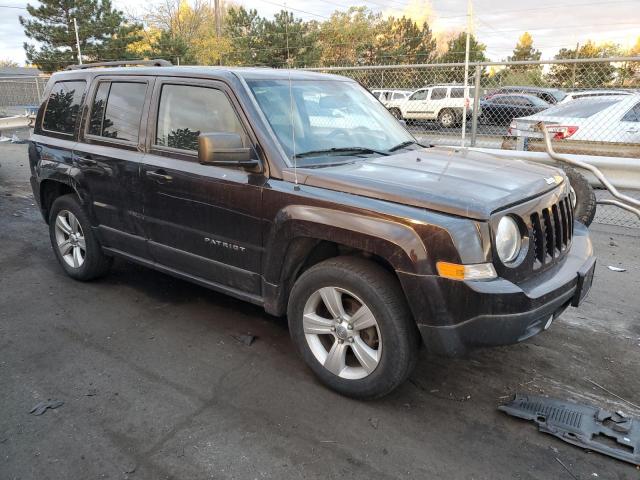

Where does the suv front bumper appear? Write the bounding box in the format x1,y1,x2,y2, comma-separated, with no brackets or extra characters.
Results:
398,222,595,356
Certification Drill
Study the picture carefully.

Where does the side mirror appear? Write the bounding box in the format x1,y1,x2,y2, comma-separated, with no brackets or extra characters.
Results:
198,132,259,168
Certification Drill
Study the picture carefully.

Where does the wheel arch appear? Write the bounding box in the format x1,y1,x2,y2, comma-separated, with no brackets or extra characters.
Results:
39,179,80,224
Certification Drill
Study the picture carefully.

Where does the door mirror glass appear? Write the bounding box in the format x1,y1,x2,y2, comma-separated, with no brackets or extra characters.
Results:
198,132,258,168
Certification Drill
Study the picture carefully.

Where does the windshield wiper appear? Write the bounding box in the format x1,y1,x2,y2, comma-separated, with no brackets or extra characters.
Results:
294,147,390,159
387,140,428,152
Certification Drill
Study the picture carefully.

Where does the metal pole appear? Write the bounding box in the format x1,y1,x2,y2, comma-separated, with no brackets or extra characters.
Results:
571,42,579,88
470,65,481,147
460,0,472,147
73,18,82,65
214,0,221,37
34,76,41,101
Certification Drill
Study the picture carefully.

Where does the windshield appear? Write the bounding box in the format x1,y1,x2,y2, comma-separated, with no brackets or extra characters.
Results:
246,79,415,166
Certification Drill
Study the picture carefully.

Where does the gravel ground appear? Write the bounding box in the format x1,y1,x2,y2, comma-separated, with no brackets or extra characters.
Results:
1,144,640,480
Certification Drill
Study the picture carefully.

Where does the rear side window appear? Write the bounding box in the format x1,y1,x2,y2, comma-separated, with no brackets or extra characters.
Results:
622,102,640,122
42,80,86,135
430,88,447,100
88,81,147,142
450,88,475,99
155,84,244,152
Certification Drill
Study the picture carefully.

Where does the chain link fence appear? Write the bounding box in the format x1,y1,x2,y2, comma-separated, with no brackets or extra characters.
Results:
307,57,640,157
0,76,48,116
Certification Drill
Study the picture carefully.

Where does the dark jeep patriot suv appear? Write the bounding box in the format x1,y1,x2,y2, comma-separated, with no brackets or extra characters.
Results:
29,62,596,398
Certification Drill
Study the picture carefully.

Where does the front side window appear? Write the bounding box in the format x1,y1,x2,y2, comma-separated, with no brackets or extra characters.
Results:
156,84,244,152
42,81,86,134
247,79,414,166
88,82,147,142
409,90,428,101
430,88,447,100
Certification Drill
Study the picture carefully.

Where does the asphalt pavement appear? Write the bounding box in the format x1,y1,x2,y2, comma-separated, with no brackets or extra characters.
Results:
1,144,640,479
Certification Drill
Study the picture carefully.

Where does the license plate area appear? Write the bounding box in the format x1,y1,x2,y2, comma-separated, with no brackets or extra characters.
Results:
572,257,596,307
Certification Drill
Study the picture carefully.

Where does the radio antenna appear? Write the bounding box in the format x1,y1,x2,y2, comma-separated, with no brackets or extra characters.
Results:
284,3,299,187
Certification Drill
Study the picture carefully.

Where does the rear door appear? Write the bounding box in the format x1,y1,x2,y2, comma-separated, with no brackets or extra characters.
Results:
141,78,266,296
427,87,448,119
76,76,152,258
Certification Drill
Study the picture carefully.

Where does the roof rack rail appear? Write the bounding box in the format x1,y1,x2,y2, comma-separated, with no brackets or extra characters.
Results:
66,59,172,70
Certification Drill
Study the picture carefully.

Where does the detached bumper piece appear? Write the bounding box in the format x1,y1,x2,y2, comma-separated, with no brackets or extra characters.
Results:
499,394,640,465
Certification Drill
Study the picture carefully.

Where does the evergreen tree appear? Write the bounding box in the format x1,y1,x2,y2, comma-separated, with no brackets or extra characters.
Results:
498,32,544,85
508,32,541,70
145,30,194,65
437,33,487,84
20,0,142,73
547,41,620,88
375,16,437,65
439,32,487,64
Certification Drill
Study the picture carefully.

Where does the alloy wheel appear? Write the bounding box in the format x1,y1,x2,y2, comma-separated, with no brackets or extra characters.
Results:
302,286,382,380
54,210,86,268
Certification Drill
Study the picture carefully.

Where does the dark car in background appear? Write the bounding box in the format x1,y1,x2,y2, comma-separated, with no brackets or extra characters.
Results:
480,94,550,125
486,86,567,105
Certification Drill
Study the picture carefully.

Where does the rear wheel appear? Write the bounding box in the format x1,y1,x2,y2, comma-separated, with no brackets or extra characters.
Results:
288,256,419,399
438,109,456,128
49,194,112,280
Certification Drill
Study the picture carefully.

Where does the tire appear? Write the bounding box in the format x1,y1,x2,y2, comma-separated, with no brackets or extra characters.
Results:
389,108,403,121
287,256,419,399
48,194,112,280
560,166,596,227
438,109,456,128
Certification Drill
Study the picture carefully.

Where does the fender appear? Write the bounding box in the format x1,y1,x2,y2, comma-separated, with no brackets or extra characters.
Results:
262,204,436,316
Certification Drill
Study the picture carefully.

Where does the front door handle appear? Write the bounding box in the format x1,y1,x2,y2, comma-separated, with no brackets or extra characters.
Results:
146,170,173,183
626,128,638,134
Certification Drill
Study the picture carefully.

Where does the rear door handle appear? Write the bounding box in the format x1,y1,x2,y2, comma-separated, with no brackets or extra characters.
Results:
146,170,173,183
627,128,638,134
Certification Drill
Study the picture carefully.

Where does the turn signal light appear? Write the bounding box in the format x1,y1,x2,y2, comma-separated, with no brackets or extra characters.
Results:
436,261,497,281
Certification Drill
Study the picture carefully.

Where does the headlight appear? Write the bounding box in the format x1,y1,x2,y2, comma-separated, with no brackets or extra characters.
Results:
496,216,521,264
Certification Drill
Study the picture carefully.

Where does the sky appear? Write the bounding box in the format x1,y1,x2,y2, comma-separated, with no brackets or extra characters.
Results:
0,0,638,66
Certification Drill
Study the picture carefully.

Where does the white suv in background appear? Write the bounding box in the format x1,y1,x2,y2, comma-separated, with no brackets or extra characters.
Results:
371,89,414,107
387,85,478,127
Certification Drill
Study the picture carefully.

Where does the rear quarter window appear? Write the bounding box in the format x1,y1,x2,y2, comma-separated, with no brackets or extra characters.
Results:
42,80,86,135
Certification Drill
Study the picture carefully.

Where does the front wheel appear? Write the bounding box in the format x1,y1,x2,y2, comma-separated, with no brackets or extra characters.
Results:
288,256,419,399
389,108,403,120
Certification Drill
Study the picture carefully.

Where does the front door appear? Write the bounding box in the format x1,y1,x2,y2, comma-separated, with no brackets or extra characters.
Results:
141,78,266,297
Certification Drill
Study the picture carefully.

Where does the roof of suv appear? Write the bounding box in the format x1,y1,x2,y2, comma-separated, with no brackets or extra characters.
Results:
51,66,348,82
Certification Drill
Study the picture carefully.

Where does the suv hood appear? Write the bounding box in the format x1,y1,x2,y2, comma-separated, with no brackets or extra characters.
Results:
287,147,564,220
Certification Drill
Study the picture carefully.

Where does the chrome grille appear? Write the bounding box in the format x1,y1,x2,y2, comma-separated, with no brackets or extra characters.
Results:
531,196,573,268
